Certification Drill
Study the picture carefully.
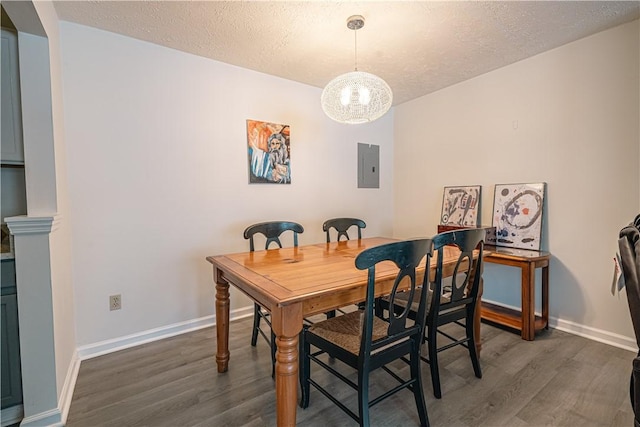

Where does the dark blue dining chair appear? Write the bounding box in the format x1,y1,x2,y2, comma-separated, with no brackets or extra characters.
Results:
244,221,304,378
323,218,367,315
379,228,485,398
300,238,433,426
323,218,366,243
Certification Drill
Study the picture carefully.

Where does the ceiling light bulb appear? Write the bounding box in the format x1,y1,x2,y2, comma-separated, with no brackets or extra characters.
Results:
359,87,371,105
340,86,351,106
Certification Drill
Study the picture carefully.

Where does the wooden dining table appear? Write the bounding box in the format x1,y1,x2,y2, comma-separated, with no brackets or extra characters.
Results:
206,237,483,426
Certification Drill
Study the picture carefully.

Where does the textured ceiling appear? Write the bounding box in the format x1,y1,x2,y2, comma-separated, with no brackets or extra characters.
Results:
52,1,640,105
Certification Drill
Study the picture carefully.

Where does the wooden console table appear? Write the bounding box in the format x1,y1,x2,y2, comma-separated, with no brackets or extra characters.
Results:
436,225,550,340
481,246,550,340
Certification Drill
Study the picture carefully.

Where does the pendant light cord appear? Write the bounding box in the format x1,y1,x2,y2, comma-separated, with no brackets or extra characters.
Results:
354,28,358,71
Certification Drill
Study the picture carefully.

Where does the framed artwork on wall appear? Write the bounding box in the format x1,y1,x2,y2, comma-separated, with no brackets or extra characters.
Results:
491,182,546,250
440,185,481,227
246,120,291,184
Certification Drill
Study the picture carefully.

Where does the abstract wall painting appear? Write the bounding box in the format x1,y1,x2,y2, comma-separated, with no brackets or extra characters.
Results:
491,183,546,250
440,185,481,227
247,120,291,184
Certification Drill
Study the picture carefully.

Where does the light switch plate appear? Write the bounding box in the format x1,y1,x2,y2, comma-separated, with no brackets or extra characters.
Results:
357,143,379,188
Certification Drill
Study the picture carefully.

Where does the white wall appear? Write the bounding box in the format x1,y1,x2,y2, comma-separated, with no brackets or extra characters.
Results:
58,22,395,348
394,20,640,348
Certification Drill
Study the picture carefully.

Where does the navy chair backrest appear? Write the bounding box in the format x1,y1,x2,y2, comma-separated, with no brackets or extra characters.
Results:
355,238,433,356
323,218,366,243
243,221,304,252
430,228,485,321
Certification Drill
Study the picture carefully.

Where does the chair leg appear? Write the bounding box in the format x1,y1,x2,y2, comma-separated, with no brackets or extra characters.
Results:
251,303,261,346
299,329,311,409
427,325,442,399
466,312,482,378
326,310,336,319
631,370,635,411
411,337,430,427
374,298,383,318
357,368,370,427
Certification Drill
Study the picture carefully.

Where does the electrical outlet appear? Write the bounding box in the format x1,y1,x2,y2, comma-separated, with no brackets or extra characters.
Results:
109,294,122,311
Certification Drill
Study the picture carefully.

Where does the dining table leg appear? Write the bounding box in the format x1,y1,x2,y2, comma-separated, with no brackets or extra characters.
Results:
271,303,303,427
214,269,230,373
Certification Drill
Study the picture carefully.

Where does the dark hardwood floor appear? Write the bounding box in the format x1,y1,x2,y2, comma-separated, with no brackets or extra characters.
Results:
66,317,636,426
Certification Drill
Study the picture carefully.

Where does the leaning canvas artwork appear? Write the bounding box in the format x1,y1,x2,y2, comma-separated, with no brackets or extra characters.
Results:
440,185,481,227
247,120,291,184
491,182,546,250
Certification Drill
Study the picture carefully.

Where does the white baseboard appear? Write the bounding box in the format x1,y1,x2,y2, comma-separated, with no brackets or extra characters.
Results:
19,408,62,427
1,404,23,427
77,306,253,360
482,298,638,353
59,351,81,425
551,317,638,353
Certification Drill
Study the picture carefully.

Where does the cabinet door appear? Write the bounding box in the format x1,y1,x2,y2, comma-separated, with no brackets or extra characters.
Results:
1,293,22,408
1,29,24,164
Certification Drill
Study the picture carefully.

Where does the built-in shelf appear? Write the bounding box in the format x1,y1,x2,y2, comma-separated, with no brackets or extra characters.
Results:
481,301,547,333
1,28,24,165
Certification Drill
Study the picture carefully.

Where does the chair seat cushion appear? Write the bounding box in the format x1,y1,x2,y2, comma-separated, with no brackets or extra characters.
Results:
393,288,431,312
307,310,389,355
388,288,452,313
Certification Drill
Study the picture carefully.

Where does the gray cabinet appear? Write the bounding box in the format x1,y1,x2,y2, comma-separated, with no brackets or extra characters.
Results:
1,259,21,408
0,17,24,418
1,28,24,165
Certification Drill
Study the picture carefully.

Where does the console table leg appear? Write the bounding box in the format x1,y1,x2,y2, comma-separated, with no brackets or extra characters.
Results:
521,263,535,341
542,264,549,330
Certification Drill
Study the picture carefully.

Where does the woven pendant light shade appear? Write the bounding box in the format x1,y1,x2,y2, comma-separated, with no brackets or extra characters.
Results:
321,71,393,124
321,15,393,124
